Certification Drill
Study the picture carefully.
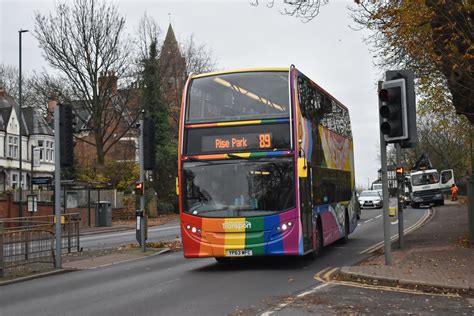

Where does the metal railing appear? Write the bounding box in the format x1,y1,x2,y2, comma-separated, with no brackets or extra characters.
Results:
13,189,126,208
0,214,81,277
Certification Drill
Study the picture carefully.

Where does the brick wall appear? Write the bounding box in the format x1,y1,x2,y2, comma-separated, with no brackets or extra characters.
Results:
0,193,132,227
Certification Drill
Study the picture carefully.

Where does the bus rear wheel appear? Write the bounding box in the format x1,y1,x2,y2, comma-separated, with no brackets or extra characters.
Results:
314,219,323,257
306,219,323,259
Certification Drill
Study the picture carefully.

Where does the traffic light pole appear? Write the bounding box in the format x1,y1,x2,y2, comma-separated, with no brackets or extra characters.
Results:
54,106,62,268
379,81,392,265
396,143,404,249
139,118,146,253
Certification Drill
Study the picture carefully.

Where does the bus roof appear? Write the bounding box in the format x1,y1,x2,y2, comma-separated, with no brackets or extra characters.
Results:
191,68,290,79
296,69,349,112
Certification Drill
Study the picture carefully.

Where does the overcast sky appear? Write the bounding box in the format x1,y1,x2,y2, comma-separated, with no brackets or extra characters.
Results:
1,0,384,188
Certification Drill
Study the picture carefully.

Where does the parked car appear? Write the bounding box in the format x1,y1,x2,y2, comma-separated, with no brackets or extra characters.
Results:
358,190,383,209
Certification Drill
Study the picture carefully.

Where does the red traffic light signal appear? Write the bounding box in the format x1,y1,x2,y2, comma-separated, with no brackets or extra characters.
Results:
396,167,404,180
134,182,144,195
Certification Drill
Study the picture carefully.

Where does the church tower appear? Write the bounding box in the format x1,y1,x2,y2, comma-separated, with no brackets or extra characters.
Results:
158,23,187,128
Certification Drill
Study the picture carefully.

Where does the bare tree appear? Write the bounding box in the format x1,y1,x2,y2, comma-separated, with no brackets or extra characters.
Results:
251,0,328,22
34,0,140,165
136,13,163,64
0,64,68,114
0,64,20,98
28,72,73,115
182,35,217,75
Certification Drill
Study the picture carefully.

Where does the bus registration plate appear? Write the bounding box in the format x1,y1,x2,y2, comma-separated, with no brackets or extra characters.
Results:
226,249,252,257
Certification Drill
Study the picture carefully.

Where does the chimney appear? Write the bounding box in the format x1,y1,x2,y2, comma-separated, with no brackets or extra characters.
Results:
47,93,57,123
99,71,118,96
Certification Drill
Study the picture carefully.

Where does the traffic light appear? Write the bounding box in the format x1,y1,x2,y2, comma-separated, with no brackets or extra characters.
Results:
59,104,74,167
143,117,156,170
386,70,417,148
396,167,404,180
378,79,408,143
134,182,144,195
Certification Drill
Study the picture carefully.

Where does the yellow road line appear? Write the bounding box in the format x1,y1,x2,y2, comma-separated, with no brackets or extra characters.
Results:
314,267,332,280
328,279,460,298
322,267,339,281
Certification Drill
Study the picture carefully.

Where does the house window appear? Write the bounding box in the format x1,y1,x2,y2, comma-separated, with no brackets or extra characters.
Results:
46,141,54,162
8,136,19,158
38,140,44,160
45,141,50,162
11,173,18,189
37,140,54,162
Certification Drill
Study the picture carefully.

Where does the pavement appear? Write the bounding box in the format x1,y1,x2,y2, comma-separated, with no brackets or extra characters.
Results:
335,199,474,295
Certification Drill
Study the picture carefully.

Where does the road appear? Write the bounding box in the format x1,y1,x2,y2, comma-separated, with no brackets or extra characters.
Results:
1,203,430,316
79,222,181,249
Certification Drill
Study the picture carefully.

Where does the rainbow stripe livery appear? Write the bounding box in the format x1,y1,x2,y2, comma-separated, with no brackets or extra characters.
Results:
181,209,303,257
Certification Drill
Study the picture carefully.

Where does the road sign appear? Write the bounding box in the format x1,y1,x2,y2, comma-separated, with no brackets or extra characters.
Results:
32,177,52,185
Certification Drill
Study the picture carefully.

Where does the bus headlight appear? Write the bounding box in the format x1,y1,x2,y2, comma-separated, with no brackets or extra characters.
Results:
277,221,293,232
185,224,201,235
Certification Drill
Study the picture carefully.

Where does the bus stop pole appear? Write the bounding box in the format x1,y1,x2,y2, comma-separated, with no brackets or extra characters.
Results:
379,81,392,265
139,118,146,253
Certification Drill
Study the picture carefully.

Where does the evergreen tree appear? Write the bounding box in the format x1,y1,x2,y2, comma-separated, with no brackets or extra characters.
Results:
141,40,177,211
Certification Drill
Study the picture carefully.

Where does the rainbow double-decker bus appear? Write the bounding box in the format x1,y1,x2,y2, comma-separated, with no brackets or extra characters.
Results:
178,66,358,261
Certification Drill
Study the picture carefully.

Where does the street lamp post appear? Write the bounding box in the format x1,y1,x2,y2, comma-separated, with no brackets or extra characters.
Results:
18,30,28,217
18,29,28,218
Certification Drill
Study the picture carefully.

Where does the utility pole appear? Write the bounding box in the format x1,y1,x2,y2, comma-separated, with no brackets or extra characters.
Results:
378,81,392,265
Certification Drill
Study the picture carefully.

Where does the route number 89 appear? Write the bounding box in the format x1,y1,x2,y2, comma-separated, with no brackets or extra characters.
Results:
259,134,271,148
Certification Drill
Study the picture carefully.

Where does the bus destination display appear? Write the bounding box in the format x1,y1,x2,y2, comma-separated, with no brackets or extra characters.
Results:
202,133,272,152
184,123,291,155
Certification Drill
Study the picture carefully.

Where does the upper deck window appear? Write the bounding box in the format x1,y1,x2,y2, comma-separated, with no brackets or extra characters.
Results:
186,71,290,123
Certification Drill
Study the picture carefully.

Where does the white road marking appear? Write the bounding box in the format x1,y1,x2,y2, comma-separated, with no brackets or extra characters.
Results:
296,283,329,297
391,220,399,225
260,283,329,316
364,218,374,223
360,208,432,254
375,215,382,219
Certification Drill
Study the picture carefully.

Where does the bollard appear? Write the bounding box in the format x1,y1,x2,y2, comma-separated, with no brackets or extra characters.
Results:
76,220,80,252
25,218,29,261
67,217,71,253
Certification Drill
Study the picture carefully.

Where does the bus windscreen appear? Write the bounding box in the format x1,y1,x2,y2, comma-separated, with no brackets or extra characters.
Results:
186,71,290,123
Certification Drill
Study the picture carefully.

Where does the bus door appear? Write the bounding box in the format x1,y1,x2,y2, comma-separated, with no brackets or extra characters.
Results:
299,168,314,253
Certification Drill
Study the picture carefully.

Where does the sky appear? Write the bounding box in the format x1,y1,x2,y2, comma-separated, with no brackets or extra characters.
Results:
0,0,384,188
